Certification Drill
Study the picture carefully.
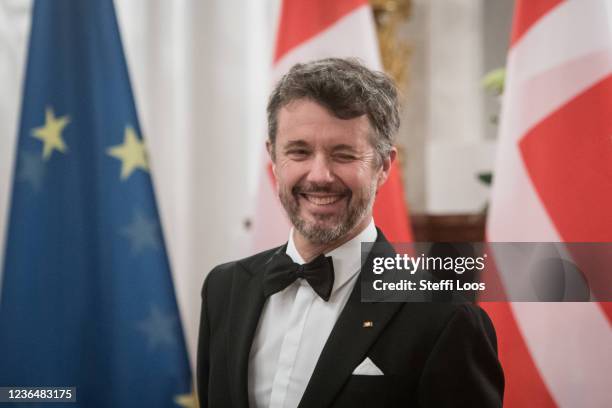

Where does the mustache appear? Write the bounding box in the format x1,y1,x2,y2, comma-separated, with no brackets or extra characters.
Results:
292,182,349,195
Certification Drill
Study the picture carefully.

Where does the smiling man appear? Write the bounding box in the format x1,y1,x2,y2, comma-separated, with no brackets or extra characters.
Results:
197,58,504,407
271,98,387,259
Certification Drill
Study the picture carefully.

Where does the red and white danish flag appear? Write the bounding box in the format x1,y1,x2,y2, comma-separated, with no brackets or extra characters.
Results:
485,0,612,406
251,0,413,252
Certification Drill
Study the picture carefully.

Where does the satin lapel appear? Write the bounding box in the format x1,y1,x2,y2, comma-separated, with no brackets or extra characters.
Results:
226,247,282,408
298,232,402,408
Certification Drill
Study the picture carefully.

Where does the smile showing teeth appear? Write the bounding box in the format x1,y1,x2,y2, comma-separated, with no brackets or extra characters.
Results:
302,194,343,205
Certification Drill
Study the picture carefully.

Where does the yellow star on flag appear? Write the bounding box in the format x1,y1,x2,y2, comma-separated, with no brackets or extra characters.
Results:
174,390,199,408
107,126,149,180
31,107,70,160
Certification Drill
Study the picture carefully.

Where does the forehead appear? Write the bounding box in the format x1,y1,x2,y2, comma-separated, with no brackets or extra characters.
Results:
276,99,371,146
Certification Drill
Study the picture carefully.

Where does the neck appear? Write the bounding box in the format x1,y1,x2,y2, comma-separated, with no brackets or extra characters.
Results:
293,216,371,262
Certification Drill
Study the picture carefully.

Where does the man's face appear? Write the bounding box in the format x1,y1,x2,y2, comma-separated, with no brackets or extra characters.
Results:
269,99,392,245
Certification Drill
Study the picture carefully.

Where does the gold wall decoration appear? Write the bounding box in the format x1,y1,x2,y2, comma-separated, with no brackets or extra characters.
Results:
370,0,412,169
370,0,412,91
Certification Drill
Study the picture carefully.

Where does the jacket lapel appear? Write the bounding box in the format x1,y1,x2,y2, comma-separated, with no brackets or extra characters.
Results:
298,233,403,407
226,246,283,408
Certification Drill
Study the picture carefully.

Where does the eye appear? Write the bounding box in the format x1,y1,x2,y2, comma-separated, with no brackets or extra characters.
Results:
333,153,357,162
286,149,310,159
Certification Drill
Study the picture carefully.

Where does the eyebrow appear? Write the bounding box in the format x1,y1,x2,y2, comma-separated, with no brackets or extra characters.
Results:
282,140,310,149
282,140,360,153
331,144,358,153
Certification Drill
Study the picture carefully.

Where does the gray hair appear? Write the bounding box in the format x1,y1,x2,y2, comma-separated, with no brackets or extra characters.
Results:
267,58,400,165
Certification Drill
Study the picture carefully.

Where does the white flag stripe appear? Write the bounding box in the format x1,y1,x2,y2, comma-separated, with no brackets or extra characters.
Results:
486,62,562,242
512,303,612,408
487,142,560,242
509,0,612,85
272,5,381,81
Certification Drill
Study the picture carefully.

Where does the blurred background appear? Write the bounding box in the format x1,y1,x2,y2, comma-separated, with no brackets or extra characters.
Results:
1,0,610,407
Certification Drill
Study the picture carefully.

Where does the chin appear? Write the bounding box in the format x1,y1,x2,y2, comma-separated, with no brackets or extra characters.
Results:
302,214,342,230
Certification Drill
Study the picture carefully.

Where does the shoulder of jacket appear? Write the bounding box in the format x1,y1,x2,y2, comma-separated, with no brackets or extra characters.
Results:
203,245,284,292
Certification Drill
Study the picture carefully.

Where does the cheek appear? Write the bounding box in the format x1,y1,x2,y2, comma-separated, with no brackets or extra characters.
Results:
275,160,306,187
335,164,379,191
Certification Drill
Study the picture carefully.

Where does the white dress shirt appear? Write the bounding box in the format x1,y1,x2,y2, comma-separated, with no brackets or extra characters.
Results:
247,219,377,408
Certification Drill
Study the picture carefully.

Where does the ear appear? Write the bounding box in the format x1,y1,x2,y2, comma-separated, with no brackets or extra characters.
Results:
266,140,277,178
377,147,397,189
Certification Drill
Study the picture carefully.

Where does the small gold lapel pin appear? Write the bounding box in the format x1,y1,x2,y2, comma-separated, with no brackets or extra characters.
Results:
362,321,374,328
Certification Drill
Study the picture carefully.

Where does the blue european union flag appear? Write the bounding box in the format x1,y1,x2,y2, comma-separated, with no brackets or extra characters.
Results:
0,1,192,407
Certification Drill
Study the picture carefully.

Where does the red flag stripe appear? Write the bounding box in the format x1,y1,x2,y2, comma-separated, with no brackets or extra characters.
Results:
519,73,612,242
274,0,368,63
481,302,557,407
480,246,556,407
520,73,612,327
510,0,564,48
372,162,412,242
599,303,612,324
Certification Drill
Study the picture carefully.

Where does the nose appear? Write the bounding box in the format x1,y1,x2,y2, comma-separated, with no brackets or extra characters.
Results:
305,153,334,184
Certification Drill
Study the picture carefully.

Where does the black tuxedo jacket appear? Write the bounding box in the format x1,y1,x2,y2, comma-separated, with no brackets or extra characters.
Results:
197,232,504,407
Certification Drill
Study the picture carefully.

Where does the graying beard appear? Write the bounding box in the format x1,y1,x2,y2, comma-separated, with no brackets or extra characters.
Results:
293,216,351,245
288,184,376,245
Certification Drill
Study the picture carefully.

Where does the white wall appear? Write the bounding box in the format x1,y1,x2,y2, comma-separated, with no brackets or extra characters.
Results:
399,0,512,214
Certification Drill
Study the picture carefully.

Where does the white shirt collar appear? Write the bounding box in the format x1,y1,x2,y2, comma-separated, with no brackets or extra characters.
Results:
285,219,377,294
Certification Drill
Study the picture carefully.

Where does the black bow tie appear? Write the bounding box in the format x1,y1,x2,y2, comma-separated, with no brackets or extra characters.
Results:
263,252,335,301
